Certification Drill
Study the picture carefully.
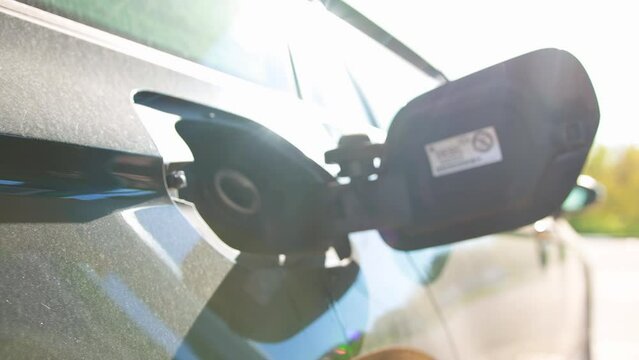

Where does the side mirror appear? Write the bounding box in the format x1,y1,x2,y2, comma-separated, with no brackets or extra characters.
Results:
560,175,604,215
325,49,599,250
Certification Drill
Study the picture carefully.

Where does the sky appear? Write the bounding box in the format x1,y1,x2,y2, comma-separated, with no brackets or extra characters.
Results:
348,0,638,146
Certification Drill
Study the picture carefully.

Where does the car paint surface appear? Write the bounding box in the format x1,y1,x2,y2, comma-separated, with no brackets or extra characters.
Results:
0,1,589,359
427,219,589,359
0,2,454,359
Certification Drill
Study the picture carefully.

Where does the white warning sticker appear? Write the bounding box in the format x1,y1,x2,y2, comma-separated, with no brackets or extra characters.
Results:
425,126,502,177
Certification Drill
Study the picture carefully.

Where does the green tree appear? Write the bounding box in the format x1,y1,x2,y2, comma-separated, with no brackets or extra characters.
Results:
569,146,639,236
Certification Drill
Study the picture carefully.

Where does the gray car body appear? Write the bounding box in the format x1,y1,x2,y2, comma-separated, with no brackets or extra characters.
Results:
0,1,589,359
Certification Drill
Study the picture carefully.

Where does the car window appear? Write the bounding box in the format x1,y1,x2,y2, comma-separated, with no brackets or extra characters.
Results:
290,5,440,130
288,2,372,129
20,0,298,93
327,12,441,129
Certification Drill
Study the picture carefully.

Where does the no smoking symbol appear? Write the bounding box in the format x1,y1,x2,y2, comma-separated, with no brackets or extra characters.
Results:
472,130,494,152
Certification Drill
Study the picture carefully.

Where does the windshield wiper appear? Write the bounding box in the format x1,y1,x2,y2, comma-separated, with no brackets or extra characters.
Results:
320,0,449,83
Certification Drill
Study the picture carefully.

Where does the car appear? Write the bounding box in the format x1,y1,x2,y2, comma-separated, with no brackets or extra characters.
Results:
0,0,599,359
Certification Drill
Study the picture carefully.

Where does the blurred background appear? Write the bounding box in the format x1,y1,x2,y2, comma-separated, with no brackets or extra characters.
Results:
346,1,639,358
